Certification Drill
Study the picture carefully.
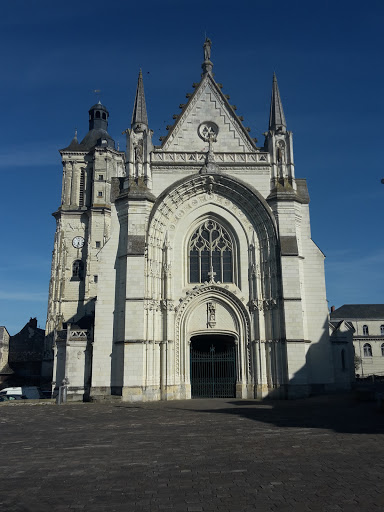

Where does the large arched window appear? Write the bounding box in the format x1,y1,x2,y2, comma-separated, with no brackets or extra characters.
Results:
363,343,372,357
189,220,233,283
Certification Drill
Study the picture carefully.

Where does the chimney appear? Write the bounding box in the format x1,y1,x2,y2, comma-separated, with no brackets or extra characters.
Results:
331,306,335,313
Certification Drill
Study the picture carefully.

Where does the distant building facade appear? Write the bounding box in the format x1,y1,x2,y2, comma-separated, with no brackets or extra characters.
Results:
0,319,52,389
331,305,384,377
8,318,51,387
46,40,351,402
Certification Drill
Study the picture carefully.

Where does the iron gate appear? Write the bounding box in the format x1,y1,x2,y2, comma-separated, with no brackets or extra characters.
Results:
190,345,237,398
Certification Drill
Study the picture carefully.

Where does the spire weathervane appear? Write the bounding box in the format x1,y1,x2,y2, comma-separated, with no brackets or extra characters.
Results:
93,89,101,103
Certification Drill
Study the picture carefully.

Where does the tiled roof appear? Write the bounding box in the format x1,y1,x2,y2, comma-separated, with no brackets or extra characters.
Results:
331,304,384,320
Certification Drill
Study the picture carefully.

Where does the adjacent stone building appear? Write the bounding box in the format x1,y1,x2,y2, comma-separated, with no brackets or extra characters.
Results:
46,40,351,402
331,304,384,377
9,318,49,387
0,326,12,386
0,319,51,389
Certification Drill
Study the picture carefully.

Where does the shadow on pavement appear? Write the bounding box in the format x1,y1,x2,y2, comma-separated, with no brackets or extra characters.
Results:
153,394,384,434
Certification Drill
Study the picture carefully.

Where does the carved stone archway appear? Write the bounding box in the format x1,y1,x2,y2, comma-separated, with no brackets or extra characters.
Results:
175,283,252,398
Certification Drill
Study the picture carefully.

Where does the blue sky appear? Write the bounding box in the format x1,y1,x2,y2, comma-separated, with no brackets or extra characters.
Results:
1,0,383,334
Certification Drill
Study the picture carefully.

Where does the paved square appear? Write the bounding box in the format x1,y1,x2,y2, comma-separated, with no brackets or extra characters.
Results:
1,395,384,511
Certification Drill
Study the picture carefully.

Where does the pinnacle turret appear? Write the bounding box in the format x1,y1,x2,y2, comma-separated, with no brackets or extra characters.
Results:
269,73,287,132
131,70,148,132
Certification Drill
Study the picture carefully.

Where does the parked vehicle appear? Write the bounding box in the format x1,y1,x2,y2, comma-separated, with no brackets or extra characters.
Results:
0,394,26,402
0,386,41,399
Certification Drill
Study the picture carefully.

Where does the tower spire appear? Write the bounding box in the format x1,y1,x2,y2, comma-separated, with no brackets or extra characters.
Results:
131,69,148,131
269,73,286,132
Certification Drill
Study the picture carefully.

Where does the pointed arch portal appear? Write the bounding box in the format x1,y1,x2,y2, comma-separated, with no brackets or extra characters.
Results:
190,334,237,398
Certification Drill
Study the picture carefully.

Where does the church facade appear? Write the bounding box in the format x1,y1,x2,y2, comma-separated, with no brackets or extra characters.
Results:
46,41,348,402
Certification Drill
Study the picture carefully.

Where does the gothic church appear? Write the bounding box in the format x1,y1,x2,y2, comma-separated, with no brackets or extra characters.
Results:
46,40,349,401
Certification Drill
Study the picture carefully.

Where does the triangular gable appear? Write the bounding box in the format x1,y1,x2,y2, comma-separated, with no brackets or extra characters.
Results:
329,320,356,334
160,74,256,153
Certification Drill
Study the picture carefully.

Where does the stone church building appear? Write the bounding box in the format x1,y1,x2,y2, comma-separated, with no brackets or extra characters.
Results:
46,40,349,401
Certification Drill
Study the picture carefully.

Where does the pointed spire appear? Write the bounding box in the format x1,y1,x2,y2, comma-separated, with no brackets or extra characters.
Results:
131,69,148,131
269,73,287,132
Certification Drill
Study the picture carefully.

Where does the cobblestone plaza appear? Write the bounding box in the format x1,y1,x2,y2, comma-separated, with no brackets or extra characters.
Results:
1,395,384,511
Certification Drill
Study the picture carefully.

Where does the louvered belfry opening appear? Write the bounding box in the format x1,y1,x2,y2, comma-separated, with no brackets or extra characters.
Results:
190,334,237,398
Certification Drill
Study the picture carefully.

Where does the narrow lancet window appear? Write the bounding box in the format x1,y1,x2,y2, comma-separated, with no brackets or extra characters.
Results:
72,260,84,280
79,169,85,207
189,220,233,283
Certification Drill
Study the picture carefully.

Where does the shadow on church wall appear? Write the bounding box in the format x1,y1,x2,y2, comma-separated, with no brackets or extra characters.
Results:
109,209,127,395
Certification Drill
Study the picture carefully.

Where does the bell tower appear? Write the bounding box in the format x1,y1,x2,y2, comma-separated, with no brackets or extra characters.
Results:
46,101,126,401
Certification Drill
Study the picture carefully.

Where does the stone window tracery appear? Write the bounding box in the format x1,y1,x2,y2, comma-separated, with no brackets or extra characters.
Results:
363,343,372,357
189,220,233,283
363,325,369,336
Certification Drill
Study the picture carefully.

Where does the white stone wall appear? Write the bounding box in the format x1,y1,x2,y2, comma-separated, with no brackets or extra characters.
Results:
0,327,10,368
47,64,347,401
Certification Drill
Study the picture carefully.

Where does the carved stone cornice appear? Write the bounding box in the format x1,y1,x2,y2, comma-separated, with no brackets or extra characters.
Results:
151,151,269,165
248,298,277,311
160,299,175,312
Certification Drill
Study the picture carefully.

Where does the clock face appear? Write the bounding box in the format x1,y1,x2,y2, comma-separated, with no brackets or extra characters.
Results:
72,236,85,249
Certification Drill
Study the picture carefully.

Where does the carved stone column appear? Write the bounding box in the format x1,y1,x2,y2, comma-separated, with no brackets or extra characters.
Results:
63,161,73,205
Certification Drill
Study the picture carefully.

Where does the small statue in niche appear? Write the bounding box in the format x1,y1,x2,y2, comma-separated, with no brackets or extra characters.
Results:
207,301,216,328
276,140,285,163
134,139,143,163
133,139,143,177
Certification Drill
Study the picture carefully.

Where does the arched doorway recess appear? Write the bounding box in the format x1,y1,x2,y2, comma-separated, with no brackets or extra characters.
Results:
190,333,237,398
